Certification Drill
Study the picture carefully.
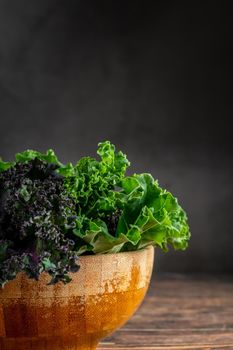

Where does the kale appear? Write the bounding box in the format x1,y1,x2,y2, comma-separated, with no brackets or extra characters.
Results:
0,142,191,287
105,209,122,236
0,159,79,287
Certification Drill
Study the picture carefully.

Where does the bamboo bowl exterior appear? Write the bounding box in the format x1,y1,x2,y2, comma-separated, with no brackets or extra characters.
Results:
0,246,154,350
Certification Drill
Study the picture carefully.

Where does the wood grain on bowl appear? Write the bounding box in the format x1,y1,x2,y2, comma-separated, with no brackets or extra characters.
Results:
0,246,154,350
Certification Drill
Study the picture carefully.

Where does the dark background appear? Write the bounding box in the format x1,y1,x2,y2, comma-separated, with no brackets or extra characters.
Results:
0,0,232,273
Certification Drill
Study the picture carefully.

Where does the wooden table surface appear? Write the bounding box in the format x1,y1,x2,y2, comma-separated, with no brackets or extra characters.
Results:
99,274,233,350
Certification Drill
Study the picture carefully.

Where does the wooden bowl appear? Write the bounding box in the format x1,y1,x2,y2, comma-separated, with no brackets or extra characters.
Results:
0,246,154,350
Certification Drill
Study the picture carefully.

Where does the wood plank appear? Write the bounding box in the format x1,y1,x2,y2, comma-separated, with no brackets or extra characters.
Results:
99,274,233,349
100,347,233,350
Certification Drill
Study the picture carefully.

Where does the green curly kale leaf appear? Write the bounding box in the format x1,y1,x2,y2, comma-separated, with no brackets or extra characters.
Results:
63,143,190,255
73,173,190,254
116,173,190,251
58,141,130,218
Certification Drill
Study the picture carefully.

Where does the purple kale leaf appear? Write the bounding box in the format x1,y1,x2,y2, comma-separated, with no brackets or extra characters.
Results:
0,159,79,287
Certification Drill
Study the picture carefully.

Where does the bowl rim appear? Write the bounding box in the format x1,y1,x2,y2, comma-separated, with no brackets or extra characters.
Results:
0,246,154,290
79,245,154,261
